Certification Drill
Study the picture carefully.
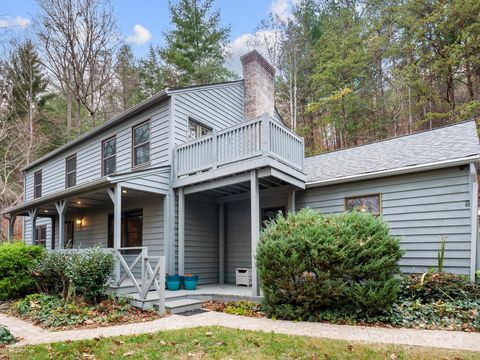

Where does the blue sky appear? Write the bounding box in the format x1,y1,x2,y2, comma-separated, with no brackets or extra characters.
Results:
1,0,294,74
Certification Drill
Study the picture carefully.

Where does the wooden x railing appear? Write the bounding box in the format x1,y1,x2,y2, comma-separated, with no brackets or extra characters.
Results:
115,247,166,315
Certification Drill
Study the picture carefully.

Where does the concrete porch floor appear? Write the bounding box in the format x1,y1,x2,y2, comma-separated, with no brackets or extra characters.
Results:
165,284,256,300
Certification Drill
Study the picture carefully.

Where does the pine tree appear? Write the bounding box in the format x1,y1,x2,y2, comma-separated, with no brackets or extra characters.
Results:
115,44,139,110
161,0,236,86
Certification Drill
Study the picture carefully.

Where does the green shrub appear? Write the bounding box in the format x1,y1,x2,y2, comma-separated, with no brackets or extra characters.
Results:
33,247,114,303
256,209,403,320
0,325,15,344
0,242,45,300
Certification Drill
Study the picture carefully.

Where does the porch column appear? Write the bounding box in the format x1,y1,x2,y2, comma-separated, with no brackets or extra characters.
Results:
163,193,171,274
250,170,260,296
55,200,67,249
27,208,38,245
7,215,16,242
108,185,122,283
219,202,225,284
178,187,185,275
287,189,296,213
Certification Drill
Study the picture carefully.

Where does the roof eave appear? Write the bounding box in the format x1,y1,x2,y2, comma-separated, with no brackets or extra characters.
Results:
305,155,480,188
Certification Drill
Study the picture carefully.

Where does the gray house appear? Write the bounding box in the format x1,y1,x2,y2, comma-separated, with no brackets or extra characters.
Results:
2,50,480,305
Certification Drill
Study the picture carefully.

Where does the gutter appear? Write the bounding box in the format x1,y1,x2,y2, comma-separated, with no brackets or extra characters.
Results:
305,155,480,188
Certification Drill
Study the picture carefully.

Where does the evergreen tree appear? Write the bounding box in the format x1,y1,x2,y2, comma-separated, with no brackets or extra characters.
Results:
137,45,168,101
115,44,139,110
161,0,236,86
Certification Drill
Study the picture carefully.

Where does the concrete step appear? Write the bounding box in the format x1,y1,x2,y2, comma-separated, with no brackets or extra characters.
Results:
165,299,204,314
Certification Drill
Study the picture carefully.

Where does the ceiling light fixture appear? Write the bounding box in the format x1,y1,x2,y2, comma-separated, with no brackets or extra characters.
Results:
122,189,128,194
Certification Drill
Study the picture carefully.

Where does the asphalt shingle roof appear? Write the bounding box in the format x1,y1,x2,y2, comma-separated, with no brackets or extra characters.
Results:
304,120,480,184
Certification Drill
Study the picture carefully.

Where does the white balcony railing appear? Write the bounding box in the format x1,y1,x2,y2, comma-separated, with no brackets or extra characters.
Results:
174,114,304,177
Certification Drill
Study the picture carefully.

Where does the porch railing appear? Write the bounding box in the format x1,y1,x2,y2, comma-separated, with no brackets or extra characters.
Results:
174,114,304,177
114,247,165,315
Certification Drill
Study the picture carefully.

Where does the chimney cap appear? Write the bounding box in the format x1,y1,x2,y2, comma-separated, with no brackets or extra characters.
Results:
240,50,275,76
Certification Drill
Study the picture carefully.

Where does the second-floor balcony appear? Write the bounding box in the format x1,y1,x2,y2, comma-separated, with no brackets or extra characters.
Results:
173,114,305,187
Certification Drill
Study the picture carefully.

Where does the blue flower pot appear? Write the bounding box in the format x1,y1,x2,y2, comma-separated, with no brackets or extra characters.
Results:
166,274,182,291
183,275,199,290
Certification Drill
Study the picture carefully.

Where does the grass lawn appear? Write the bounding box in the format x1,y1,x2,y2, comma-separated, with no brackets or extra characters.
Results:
1,326,479,360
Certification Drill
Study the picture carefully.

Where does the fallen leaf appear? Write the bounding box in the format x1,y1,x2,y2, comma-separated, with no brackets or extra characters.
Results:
123,351,135,357
389,354,398,360
160,340,167,346
205,332,213,337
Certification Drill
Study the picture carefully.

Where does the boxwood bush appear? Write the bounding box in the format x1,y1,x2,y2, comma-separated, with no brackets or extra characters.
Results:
256,209,403,320
0,241,45,300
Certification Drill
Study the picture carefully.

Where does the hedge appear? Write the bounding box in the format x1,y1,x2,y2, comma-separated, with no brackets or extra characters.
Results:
256,209,404,320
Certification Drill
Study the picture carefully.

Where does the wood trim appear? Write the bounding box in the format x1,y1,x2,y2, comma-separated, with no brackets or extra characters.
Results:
131,119,151,169
101,135,117,176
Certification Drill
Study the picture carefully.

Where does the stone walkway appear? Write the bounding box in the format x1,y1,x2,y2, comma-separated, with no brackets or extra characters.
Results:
2,311,480,352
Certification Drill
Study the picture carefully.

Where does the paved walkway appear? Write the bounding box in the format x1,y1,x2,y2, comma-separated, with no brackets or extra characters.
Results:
2,311,480,352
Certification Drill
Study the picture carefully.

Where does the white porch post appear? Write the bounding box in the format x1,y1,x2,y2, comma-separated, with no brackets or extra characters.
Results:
163,192,171,274
219,202,225,284
27,208,38,245
7,215,16,242
287,189,296,213
178,187,185,275
55,200,67,249
250,170,260,296
108,185,122,283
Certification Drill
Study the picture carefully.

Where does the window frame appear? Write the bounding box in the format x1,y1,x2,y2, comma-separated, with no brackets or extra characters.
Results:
102,135,117,176
131,120,151,168
107,209,143,249
35,225,47,247
188,118,212,141
65,154,77,188
344,193,382,216
33,170,42,199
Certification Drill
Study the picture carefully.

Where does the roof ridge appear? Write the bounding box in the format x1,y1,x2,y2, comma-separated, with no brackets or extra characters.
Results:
306,119,477,160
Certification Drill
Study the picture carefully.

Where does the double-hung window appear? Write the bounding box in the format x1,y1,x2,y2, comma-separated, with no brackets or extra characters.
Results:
345,194,381,216
102,136,116,176
132,121,150,167
35,225,47,247
188,119,212,140
65,154,77,188
34,170,42,198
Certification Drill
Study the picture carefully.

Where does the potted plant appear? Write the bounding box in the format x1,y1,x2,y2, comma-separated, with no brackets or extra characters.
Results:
183,273,199,290
166,274,182,291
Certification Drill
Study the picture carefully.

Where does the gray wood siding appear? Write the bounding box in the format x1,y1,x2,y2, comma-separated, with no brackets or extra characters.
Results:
225,191,289,283
24,100,171,202
172,82,245,146
184,194,219,285
296,166,473,275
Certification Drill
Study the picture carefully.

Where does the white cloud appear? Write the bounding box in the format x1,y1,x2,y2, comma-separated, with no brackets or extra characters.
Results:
270,0,293,21
126,24,151,45
226,30,281,75
0,16,30,29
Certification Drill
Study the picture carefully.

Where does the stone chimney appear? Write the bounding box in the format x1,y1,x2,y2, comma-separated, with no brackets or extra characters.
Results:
241,50,275,120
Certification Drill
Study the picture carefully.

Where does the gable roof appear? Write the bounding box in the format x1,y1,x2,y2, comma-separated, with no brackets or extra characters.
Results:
305,120,480,186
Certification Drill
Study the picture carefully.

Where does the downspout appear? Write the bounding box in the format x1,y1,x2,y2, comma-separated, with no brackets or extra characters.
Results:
469,163,478,281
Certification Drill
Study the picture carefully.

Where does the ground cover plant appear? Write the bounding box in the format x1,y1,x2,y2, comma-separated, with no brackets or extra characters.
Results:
1,326,478,359
0,326,15,345
3,293,160,330
0,242,45,301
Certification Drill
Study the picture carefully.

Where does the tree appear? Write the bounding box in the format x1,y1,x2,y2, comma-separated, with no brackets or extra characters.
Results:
136,45,168,101
35,0,121,136
161,0,236,86
115,44,139,111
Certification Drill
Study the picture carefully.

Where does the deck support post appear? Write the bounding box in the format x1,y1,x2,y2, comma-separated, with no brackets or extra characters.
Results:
287,189,296,213
6,215,16,242
219,202,225,284
163,192,172,275
250,170,260,297
27,208,38,245
108,185,122,283
55,200,67,249
178,187,185,275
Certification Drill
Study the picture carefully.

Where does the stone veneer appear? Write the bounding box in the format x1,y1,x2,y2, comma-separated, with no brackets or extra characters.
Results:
241,50,275,120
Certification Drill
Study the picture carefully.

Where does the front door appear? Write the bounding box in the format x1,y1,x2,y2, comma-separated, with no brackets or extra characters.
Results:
65,220,74,248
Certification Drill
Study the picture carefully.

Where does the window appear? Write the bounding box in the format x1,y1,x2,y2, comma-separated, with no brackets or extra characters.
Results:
132,121,150,167
262,207,285,228
35,225,47,247
102,136,116,176
64,220,74,248
345,194,381,215
188,119,212,140
34,170,42,198
108,209,143,248
65,154,77,188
